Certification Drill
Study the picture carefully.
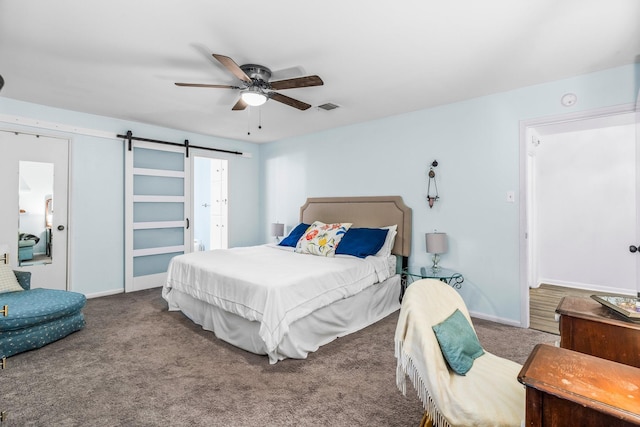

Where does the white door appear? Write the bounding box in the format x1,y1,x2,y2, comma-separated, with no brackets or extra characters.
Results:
637,106,640,298
0,131,69,290
192,153,228,251
125,141,190,292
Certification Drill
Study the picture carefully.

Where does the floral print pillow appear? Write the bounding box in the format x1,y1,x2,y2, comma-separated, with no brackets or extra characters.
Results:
295,221,352,257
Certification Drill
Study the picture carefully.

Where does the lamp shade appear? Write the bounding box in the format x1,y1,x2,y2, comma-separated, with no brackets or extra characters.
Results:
425,232,448,254
241,87,267,106
271,223,285,237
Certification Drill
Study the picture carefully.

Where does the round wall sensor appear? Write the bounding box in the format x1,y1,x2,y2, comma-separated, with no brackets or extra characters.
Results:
561,93,577,107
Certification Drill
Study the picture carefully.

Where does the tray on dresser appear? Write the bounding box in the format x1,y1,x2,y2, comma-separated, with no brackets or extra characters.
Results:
591,294,640,323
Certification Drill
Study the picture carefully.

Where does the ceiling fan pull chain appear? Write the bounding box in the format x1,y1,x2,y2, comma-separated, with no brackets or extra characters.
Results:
259,108,262,130
247,107,251,135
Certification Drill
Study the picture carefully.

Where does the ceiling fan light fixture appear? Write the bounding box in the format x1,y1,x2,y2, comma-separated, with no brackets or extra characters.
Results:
176,54,322,112
241,87,267,107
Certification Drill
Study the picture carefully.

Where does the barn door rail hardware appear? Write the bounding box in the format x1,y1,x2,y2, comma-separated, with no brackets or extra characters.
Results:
118,130,244,158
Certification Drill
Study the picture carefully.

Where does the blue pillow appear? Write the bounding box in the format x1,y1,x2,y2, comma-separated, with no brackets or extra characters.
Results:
335,227,388,258
278,223,311,247
432,309,485,375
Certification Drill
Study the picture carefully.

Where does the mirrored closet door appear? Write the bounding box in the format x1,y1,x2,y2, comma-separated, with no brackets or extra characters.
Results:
0,131,69,290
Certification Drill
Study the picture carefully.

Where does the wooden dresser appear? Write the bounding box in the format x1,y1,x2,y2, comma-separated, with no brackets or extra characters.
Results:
555,296,640,367
518,344,640,426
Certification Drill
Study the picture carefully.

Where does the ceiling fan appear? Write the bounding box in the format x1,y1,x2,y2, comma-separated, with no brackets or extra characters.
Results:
175,53,323,111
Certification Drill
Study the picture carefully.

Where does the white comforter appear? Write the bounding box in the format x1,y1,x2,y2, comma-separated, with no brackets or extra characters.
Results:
163,244,393,358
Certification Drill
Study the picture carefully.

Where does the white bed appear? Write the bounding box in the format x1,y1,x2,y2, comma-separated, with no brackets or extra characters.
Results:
163,196,412,363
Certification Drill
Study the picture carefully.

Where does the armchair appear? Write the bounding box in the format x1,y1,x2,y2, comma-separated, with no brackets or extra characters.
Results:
395,279,525,427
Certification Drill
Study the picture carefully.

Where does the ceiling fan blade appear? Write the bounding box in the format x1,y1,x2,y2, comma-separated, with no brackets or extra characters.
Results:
269,92,311,110
269,75,324,90
175,83,238,89
232,98,248,111
212,53,252,84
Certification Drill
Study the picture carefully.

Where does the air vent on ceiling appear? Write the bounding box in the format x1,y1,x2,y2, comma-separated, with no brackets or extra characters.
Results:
317,103,340,111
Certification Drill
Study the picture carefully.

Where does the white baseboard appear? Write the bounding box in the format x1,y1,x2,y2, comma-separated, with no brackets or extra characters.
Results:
537,278,635,296
84,288,124,299
468,310,523,328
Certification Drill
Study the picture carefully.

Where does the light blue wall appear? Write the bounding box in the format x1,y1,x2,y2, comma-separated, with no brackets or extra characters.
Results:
260,64,640,324
0,98,261,296
1,63,637,317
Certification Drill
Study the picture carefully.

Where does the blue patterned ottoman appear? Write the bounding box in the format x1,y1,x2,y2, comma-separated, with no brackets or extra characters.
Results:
0,273,86,358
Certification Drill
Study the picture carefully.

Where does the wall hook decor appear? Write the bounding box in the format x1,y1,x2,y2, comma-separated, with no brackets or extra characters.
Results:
427,160,439,208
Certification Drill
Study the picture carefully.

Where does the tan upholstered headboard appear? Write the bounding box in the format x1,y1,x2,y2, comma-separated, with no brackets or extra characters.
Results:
299,196,412,258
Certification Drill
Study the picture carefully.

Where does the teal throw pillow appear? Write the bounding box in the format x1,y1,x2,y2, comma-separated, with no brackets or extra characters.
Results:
432,308,484,375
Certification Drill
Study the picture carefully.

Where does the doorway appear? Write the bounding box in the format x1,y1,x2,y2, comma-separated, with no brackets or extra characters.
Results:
0,131,69,290
520,107,638,327
192,154,228,251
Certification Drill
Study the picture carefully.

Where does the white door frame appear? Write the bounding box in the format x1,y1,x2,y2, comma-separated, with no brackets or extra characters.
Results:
190,149,229,251
518,103,637,327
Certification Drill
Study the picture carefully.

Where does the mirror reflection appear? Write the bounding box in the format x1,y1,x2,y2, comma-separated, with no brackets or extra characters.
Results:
18,161,53,266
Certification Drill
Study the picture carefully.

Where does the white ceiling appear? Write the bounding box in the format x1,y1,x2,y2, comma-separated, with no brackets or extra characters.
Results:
1,0,638,144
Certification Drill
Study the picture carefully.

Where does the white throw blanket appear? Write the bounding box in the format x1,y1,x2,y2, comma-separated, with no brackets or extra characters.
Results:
164,244,392,362
395,279,525,427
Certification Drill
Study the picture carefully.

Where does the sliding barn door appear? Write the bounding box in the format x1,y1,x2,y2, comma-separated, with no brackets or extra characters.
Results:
125,141,190,292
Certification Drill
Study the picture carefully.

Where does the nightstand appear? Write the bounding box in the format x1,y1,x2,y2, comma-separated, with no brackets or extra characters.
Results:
401,266,464,300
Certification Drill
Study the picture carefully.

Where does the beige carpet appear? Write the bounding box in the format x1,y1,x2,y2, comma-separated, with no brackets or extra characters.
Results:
2,288,556,426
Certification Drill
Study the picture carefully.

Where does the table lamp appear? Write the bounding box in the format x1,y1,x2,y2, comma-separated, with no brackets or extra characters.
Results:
271,223,285,243
425,232,448,271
